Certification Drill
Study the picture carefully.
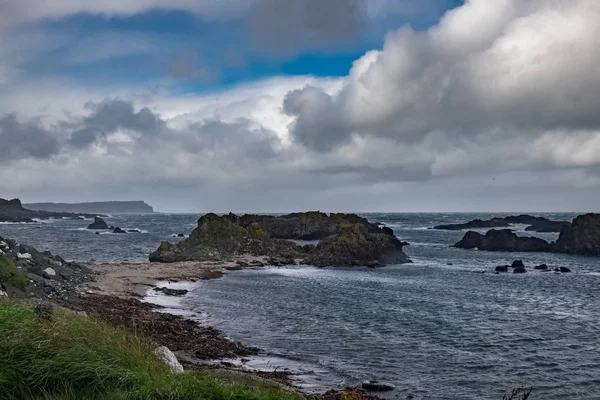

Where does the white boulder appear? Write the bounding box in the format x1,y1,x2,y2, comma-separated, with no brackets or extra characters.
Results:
0,290,7,297
0,241,7,249
17,253,32,260
43,267,56,277
154,346,184,374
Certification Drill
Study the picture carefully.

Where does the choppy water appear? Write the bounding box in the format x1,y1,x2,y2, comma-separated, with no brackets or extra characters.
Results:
3,212,600,399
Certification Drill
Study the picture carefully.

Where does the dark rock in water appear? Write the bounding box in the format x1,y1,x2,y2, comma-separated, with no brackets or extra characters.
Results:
305,223,410,267
400,241,410,246
434,218,509,231
557,267,572,273
177,234,185,237
95,232,100,235
152,287,189,296
495,265,509,272
453,230,552,253
534,264,548,270
362,380,396,392
127,229,141,233
150,212,411,266
513,267,527,274
87,217,109,230
511,260,525,269
112,227,127,234
433,214,570,233
554,214,600,256
525,220,570,233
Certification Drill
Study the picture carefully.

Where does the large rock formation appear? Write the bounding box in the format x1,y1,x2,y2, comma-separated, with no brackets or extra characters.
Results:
0,198,99,223
150,212,411,266
434,214,569,233
305,223,410,267
554,214,600,255
453,229,552,252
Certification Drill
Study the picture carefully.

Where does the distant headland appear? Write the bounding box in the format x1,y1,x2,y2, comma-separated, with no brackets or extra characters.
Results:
24,201,155,214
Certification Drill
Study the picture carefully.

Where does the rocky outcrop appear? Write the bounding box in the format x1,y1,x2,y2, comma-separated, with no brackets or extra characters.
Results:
0,198,99,223
154,346,184,374
238,211,380,240
0,235,93,302
150,212,410,267
453,229,552,252
434,218,509,230
554,214,600,255
305,223,411,267
434,214,569,233
87,217,109,230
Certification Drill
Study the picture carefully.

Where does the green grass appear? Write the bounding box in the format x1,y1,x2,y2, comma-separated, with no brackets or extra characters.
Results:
0,254,30,290
0,299,302,400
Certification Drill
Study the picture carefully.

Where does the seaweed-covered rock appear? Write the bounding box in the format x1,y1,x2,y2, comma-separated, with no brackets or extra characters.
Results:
87,217,109,230
554,214,600,255
453,230,552,252
305,223,410,267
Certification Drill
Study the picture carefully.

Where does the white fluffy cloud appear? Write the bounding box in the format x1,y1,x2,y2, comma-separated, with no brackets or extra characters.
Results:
2,0,600,212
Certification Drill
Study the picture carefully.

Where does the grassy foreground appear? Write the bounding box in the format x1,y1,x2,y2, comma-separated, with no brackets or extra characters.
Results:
0,254,30,291
0,299,302,400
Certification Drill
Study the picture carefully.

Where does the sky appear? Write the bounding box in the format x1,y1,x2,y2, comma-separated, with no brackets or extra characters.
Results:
1,0,600,213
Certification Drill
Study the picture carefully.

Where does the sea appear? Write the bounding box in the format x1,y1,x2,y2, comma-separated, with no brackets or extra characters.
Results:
2,212,600,399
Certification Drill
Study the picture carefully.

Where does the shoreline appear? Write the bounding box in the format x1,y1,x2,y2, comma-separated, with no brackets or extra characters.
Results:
77,256,368,398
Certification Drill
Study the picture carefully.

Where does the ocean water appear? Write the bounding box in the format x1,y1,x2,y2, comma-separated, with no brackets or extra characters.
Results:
3,212,600,399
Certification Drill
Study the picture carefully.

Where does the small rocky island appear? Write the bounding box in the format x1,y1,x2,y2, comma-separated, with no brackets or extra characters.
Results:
454,213,600,256
0,198,100,223
150,212,411,267
434,214,570,233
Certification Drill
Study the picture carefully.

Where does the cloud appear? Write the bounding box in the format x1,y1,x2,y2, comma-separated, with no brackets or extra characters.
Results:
69,98,168,148
247,0,367,56
0,114,61,162
0,0,253,28
284,0,600,152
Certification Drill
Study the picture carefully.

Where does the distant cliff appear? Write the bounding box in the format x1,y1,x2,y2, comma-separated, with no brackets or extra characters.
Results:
24,201,154,214
0,198,99,222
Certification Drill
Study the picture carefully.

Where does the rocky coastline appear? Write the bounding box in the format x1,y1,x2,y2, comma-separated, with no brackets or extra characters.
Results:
0,198,101,223
453,213,600,256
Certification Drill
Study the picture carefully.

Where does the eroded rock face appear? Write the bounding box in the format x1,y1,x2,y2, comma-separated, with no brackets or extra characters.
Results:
453,230,552,252
554,214,600,256
305,223,410,267
150,212,411,267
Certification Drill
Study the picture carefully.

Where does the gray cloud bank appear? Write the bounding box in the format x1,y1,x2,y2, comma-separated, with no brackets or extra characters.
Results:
2,0,600,212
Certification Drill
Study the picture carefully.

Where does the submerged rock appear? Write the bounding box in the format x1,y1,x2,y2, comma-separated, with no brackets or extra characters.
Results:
434,218,509,231
534,264,548,270
152,287,189,296
453,230,552,252
513,267,527,274
555,267,572,273
112,227,127,234
87,217,109,230
362,380,396,392
495,265,509,272
511,260,525,269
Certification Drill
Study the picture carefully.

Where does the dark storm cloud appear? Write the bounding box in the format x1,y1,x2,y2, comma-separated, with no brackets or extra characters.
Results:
0,114,60,162
247,0,367,56
69,99,167,147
